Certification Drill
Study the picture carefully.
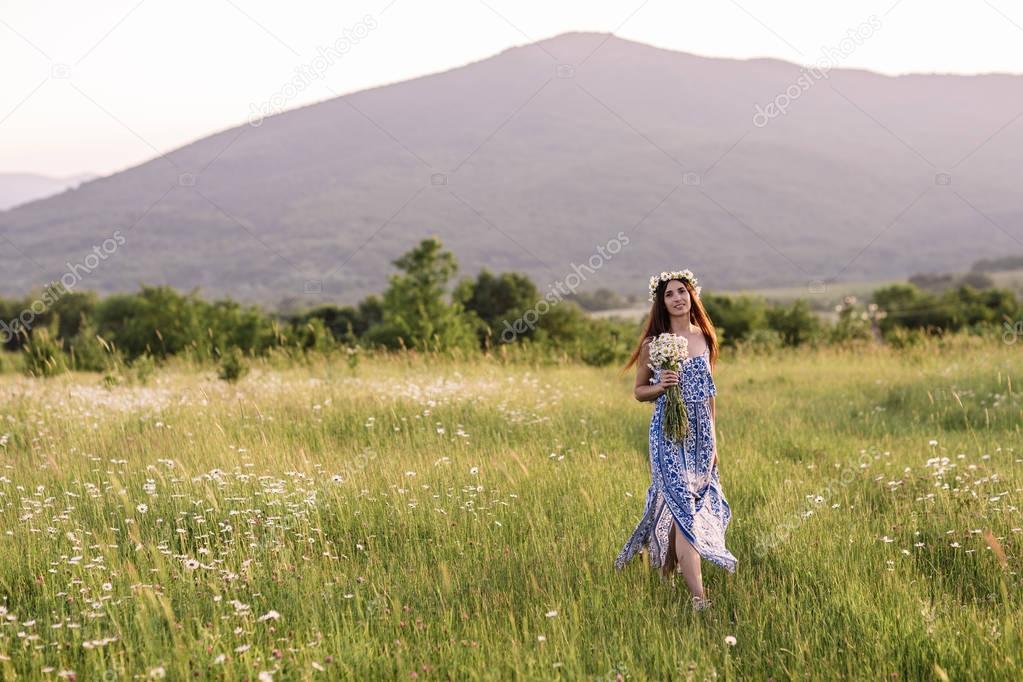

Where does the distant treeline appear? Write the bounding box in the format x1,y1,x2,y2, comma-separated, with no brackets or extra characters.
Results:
2,237,1020,376
970,254,1023,273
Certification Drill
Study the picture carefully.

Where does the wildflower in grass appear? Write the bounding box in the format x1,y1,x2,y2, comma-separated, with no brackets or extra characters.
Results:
469,467,479,475
724,635,737,646
950,542,961,548
136,503,148,514
183,559,199,570
546,610,558,618
258,610,281,622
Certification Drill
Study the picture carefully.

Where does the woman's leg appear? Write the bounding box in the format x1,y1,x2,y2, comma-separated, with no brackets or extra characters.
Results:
672,521,705,600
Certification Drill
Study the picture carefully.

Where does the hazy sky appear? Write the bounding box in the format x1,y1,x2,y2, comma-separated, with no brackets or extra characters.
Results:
3,0,1023,177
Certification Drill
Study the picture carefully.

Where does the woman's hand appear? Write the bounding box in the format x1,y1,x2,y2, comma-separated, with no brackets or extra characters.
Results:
657,369,679,394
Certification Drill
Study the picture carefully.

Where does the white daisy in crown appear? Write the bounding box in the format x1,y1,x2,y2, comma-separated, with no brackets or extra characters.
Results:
648,269,701,302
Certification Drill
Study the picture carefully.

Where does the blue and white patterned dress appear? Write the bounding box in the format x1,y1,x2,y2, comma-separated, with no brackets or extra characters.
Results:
614,346,737,574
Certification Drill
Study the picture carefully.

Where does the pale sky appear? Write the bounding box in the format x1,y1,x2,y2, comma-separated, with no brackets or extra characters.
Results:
3,0,1023,177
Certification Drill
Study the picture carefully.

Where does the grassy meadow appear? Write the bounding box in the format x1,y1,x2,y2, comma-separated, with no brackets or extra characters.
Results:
0,335,1020,680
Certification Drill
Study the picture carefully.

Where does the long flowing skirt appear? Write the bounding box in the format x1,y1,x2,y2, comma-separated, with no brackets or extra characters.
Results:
614,396,737,575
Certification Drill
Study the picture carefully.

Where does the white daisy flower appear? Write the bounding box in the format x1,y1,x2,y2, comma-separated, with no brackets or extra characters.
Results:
647,269,700,301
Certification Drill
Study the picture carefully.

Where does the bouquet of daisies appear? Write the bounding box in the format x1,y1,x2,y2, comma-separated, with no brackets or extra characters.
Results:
647,332,690,442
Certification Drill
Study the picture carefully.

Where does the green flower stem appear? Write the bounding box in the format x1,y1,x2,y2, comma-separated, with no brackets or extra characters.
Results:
663,383,689,443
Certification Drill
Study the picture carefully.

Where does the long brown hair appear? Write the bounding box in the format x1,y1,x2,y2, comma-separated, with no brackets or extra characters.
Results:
620,278,719,374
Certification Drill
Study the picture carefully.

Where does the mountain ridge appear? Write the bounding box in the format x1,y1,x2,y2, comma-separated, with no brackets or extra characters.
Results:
2,32,1021,307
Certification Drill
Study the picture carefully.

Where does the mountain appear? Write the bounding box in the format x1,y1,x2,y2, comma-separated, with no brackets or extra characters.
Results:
0,172,98,211
2,32,1022,308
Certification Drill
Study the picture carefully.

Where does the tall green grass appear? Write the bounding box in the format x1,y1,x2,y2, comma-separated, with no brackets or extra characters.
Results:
0,335,1019,679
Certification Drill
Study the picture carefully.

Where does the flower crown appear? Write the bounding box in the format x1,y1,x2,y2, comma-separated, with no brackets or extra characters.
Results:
648,269,700,302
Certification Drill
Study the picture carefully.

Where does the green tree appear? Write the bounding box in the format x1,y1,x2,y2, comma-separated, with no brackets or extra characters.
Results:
48,290,99,340
455,269,540,347
766,299,821,347
368,237,476,352
872,284,954,334
297,295,383,345
702,293,767,346
94,286,209,360
67,315,120,372
203,298,278,357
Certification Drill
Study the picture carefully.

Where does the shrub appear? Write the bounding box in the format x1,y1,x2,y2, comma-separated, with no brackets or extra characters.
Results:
740,328,784,354
22,327,67,378
578,327,627,367
766,300,821,347
345,346,361,375
218,347,249,382
131,354,157,385
702,294,767,345
828,297,875,344
292,318,336,355
67,318,121,372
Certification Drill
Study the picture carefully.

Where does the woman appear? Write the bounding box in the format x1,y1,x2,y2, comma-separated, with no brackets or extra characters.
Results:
613,270,737,612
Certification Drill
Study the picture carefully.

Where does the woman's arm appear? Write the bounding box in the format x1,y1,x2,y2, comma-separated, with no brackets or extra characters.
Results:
634,338,673,402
